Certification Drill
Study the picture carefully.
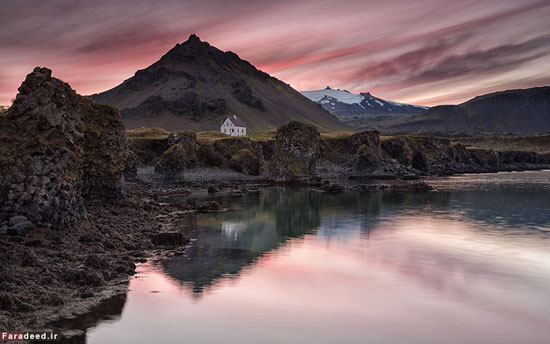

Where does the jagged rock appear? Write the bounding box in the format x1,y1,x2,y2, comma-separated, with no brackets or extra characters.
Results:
195,201,223,211
267,121,321,181
0,67,126,227
353,145,381,172
469,148,499,166
155,144,188,179
84,253,109,269
166,130,197,155
229,149,261,175
123,146,138,181
155,131,197,178
197,136,264,170
151,232,188,246
207,185,219,194
381,137,414,166
9,216,29,226
321,183,346,193
391,181,433,192
0,293,15,311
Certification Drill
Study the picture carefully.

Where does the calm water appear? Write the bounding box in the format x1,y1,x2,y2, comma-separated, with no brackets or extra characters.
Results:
69,171,550,343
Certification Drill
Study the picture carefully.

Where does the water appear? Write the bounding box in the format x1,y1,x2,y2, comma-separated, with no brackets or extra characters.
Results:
68,171,550,343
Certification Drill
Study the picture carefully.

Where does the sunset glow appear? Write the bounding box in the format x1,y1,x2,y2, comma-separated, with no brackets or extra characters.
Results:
1,0,549,106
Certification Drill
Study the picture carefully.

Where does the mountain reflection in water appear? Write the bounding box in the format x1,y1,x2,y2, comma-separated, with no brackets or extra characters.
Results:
70,171,550,344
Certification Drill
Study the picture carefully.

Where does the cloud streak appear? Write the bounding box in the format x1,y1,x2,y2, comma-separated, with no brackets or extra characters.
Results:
0,0,549,106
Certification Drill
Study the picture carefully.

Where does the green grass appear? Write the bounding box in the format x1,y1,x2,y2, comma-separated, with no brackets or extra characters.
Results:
320,131,355,140
249,129,277,141
126,127,170,139
196,131,231,145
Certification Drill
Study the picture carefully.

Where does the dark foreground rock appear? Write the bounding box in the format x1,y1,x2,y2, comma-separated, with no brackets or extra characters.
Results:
151,232,189,247
390,181,433,192
0,67,126,228
195,201,223,211
0,181,194,331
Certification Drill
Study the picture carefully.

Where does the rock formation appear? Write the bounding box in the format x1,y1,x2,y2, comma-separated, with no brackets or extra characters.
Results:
155,131,197,178
0,67,126,229
267,121,321,181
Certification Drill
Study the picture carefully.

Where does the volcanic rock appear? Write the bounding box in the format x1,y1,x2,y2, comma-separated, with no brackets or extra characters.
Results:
0,67,126,227
267,121,321,181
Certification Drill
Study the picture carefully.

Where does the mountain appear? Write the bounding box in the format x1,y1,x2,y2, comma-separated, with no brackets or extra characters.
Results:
387,87,550,134
300,87,428,117
91,35,347,133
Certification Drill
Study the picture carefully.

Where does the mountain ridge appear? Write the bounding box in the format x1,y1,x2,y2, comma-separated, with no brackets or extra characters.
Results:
300,87,428,117
386,86,550,134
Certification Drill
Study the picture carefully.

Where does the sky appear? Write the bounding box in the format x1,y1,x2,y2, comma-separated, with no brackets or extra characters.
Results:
1,0,549,106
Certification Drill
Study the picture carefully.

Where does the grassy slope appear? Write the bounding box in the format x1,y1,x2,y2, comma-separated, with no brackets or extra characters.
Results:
455,134,550,154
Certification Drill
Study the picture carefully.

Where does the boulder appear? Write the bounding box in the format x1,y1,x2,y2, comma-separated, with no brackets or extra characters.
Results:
0,67,126,227
229,149,261,175
123,146,138,181
390,181,433,192
267,121,321,181
155,144,189,179
155,131,197,178
195,200,223,211
151,232,188,247
381,137,413,166
197,136,264,170
469,148,499,166
353,145,381,172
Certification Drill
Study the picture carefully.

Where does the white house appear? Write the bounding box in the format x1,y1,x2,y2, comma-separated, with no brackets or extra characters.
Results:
221,115,247,136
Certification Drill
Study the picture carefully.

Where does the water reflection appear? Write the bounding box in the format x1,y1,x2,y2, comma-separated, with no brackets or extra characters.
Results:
65,171,550,344
163,172,550,296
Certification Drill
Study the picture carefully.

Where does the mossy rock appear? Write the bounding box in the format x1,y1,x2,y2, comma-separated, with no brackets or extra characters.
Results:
229,149,260,175
155,142,196,176
267,121,321,181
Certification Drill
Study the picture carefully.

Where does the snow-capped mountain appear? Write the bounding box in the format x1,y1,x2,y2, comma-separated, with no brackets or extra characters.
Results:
301,87,428,117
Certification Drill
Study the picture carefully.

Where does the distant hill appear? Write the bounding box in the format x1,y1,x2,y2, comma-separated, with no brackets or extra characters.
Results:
301,87,427,117
91,35,347,134
387,87,550,134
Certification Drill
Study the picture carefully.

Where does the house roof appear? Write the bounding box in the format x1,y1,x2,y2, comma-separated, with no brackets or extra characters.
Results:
227,115,246,127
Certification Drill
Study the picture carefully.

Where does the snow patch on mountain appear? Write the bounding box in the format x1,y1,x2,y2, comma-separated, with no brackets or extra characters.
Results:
301,87,363,104
301,87,428,117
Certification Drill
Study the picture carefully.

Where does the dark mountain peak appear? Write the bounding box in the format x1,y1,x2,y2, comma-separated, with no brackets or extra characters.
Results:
325,86,332,90
187,33,201,42
91,37,347,133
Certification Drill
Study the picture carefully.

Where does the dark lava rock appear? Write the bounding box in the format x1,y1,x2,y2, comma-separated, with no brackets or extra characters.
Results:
64,268,105,286
0,293,15,310
229,149,261,175
78,288,94,298
401,174,420,180
0,67,126,227
84,253,109,269
390,181,433,192
24,238,43,247
151,232,188,247
207,185,219,194
321,183,347,193
21,251,39,267
155,131,197,179
195,200,223,211
40,293,65,306
267,121,321,181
